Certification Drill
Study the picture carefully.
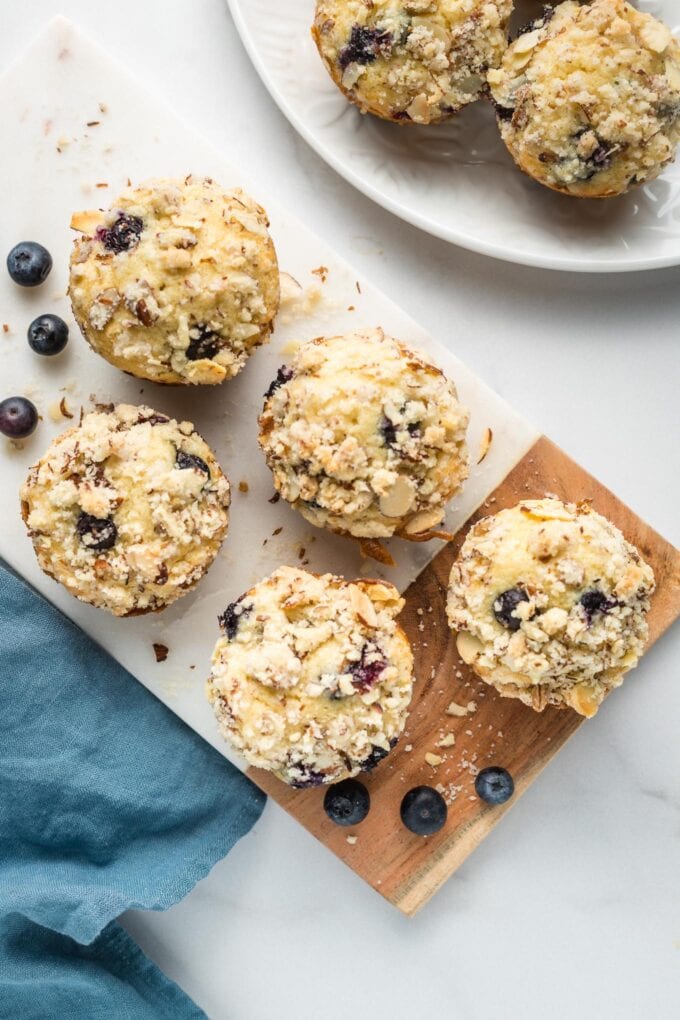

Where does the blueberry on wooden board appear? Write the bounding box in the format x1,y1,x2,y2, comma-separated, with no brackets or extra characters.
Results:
400,786,447,836
324,779,370,826
475,766,514,805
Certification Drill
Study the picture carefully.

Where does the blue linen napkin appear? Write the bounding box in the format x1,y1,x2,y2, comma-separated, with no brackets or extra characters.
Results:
0,561,266,1017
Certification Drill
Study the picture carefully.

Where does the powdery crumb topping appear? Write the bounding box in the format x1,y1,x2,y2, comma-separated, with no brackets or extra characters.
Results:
206,565,414,786
259,327,470,539
20,404,230,616
489,0,680,197
69,176,280,384
313,0,511,123
446,497,655,716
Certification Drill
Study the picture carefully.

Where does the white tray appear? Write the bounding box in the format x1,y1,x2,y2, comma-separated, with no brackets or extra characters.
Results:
0,19,538,767
228,0,680,273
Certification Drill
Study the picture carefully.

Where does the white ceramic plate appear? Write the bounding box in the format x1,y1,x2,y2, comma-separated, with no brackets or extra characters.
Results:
228,0,680,272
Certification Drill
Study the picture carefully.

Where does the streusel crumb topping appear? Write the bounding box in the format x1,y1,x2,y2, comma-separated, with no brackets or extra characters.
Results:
207,566,414,786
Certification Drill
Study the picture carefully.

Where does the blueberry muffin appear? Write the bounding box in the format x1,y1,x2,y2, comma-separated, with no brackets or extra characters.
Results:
446,498,655,717
488,0,680,197
312,0,512,123
206,566,414,786
259,328,470,540
20,404,231,616
69,176,280,384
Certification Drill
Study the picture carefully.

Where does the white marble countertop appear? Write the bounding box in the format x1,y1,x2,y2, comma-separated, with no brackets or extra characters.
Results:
2,3,678,1017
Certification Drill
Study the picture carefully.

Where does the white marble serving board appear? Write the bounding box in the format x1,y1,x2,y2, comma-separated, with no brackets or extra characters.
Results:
0,18,537,766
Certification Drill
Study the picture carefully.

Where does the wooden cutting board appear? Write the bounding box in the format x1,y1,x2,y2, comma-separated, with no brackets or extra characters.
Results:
250,436,680,915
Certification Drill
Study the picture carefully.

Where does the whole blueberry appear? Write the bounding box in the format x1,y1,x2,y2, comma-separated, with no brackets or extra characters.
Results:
7,242,53,287
475,766,515,805
0,396,39,438
493,587,530,631
27,314,69,356
323,779,370,826
400,786,447,836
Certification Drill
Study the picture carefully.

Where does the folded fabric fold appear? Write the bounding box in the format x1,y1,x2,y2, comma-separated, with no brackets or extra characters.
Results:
0,562,266,1017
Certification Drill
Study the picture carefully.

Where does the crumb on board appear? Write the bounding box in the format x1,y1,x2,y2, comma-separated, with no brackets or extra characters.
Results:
238,480,249,494
2,324,9,334
268,492,280,505
153,643,169,663
446,700,470,718
311,265,329,283
346,835,358,845
425,752,444,767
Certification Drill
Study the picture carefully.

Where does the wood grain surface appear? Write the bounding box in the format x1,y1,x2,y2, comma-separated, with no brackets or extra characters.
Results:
249,437,680,915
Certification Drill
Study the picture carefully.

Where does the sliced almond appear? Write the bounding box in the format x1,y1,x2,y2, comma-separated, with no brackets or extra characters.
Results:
359,580,398,605
379,475,416,518
455,631,483,665
350,585,378,628
640,19,671,53
403,505,445,535
513,29,542,54
519,501,574,523
563,684,601,719
406,94,431,123
665,57,680,91
437,733,456,748
161,248,193,270
509,50,534,71
70,209,102,234
476,427,493,465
